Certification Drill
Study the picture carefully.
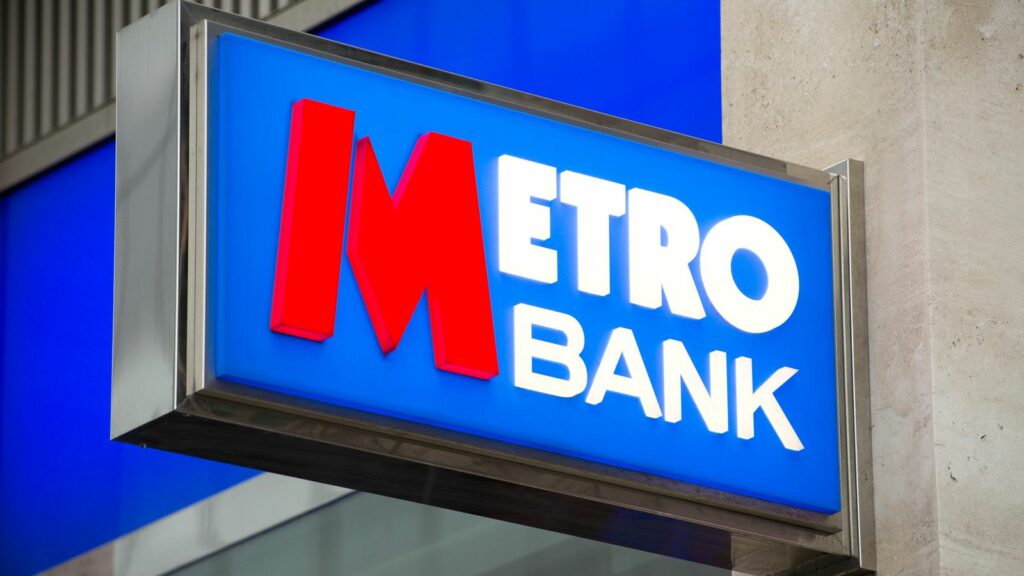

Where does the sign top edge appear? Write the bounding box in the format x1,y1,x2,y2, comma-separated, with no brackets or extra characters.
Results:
180,0,833,192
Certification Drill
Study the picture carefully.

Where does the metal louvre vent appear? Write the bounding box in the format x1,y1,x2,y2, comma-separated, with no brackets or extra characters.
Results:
0,0,309,190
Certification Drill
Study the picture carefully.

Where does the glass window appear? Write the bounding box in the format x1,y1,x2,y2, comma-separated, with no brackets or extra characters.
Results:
173,491,727,576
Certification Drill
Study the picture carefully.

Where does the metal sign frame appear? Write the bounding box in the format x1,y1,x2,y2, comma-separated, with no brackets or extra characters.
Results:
112,2,874,574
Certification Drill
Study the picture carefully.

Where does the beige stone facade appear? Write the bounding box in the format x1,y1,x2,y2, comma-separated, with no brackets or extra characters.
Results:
723,2,1024,574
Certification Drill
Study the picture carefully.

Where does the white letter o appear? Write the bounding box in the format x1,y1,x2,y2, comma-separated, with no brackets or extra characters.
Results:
699,216,799,334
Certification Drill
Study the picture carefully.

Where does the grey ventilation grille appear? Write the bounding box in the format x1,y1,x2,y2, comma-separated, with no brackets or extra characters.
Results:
0,0,330,191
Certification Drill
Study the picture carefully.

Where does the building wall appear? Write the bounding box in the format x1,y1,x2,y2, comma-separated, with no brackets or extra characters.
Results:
722,2,1024,574
923,3,1024,574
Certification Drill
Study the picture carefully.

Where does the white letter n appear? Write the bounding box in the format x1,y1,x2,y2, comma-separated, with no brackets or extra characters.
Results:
662,340,727,434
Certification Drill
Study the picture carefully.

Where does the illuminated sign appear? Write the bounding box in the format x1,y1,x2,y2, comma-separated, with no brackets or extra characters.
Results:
211,33,838,512
113,5,874,572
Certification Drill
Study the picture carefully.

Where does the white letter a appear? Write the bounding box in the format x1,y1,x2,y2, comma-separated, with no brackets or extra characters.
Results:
586,328,662,419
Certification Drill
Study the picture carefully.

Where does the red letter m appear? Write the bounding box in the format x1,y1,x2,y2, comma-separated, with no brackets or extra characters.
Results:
270,99,498,379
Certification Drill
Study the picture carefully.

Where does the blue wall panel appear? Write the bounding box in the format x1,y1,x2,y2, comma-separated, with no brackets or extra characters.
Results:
318,0,722,143
0,142,258,575
0,2,721,573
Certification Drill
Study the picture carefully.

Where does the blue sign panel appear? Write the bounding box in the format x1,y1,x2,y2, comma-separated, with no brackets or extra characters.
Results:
210,33,839,513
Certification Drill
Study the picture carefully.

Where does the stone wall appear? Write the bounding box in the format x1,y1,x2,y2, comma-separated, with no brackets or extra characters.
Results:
722,2,1024,574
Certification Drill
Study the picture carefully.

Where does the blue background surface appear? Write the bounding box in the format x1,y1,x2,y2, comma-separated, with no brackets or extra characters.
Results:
0,2,722,573
0,142,258,576
212,34,839,513
318,0,722,141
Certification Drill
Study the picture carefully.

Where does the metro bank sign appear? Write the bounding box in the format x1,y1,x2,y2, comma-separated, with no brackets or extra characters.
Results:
116,13,882,570
207,32,839,514
273,100,808,449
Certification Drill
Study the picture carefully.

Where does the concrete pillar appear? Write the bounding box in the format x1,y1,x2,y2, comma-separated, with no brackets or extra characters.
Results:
722,2,1024,574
